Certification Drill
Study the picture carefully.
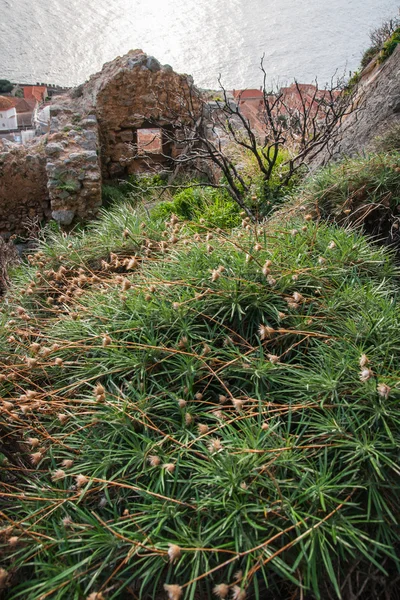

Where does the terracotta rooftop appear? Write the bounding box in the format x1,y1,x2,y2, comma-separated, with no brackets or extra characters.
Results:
233,89,263,100
0,96,16,111
23,86,47,103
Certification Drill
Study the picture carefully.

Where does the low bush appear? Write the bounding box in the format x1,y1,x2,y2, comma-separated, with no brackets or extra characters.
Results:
300,152,400,243
0,203,400,599
151,186,241,229
371,123,400,154
378,27,400,63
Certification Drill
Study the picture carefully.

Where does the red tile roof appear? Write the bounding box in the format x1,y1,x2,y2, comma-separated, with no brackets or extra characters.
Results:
23,86,47,103
233,89,263,100
0,96,16,110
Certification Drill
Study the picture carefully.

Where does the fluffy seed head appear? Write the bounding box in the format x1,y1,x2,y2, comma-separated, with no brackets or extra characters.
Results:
327,241,336,250
292,292,303,303
8,536,19,546
211,269,221,282
195,392,203,400
268,354,279,364
258,324,274,340
29,342,41,354
359,368,373,382
232,586,246,600
318,256,326,265
30,452,43,466
168,543,181,562
185,413,193,426
58,413,69,425
267,276,276,286
208,438,222,453
178,399,187,408
102,335,112,347
148,455,161,467
27,437,40,448
219,394,228,404
52,469,66,481
377,383,391,399
3,401,13,411
0,568,8,588
197,423,209,435
163,463,175,473
213,583,230,598
87,593,105,600
163,584,183,600
54,358,63,367
62,459,74,469
94,383,105,396
76,474,89,488
231,398,243,411
359,354,369,367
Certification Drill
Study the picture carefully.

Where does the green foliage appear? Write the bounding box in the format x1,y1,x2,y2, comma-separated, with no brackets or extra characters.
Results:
372,123,400,153
360,45,379,69
0,79,13,93
1,202,400,599
378,27,400,63
300,152,400,240
151,186,241,229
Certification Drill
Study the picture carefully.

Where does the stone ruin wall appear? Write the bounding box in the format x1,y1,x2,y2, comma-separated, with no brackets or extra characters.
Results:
0,50,198,236
0,142,50,236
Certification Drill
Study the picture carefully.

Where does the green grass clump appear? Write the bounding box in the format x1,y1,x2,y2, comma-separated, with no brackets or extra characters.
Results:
151,186,241,229
378,27,400,63
0,204,400,599
300,152,400,241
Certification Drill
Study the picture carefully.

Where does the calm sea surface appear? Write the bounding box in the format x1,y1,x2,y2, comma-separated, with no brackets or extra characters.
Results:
0,0,398,89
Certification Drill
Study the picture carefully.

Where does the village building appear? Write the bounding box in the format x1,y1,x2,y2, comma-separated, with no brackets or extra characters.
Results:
0,96,18,131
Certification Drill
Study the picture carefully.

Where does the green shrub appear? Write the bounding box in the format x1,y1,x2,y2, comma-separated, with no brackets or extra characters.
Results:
1,204,400,599
360,45,379,69
300,152,400,241
378,27,400,63
151,186,241,229
371,123,400,153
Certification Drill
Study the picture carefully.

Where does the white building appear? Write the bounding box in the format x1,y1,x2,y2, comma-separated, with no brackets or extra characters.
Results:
0,96,18,131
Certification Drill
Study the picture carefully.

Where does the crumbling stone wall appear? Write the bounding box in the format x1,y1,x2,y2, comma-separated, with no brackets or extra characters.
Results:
0,141,50,237
0,50,200,234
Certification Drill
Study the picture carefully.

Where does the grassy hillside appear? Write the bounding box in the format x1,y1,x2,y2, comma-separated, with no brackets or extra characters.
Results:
1,177,400,600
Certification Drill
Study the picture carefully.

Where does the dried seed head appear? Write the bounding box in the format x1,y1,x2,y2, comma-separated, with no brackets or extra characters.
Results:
259,324,275,340
240,482,248,490
178,399,187,409
87,593,105,600
3,401,13,411
267,276,276,287
261,422,269,430
163,584,183,600
62,515,73,528
178,336,188,349
213,583,230,599
197,423,209,435
202,343,211,356
29,342,41,354
231,586,246,600
219,394,228,404
26,357,38,369
62,459,74,469
163,463,175,473
327,241,336,250
27,437,40,448
254,243,262,252
359,368,373,382
102,335,112,347
211,269,221,282
208,438,222,453
292,292,303,303
121,278,131,291
195,392,203,401
185,413,193,426
58,414,69,425
52,469,66,481
172,302,180,310
30,451,43,466
168,543,181,562
148,455,161,467
231,398,243,411
268,354,279,364
318,256,326,265
233,571,243,581
0,568,8,588
8,536,19,547
207,244,214,253
94,383,105,396
290,229,298,237
377,383,391,399
359,354,369,368
76,474,89,488
54,358,63,367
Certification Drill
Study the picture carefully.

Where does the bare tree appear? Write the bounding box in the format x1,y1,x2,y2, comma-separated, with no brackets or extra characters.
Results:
127,59,358,220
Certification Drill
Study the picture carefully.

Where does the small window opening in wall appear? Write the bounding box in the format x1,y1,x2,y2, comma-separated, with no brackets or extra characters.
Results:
137,128,163,154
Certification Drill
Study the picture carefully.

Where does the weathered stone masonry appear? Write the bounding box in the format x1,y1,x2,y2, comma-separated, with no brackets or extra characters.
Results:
0,50,197,235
